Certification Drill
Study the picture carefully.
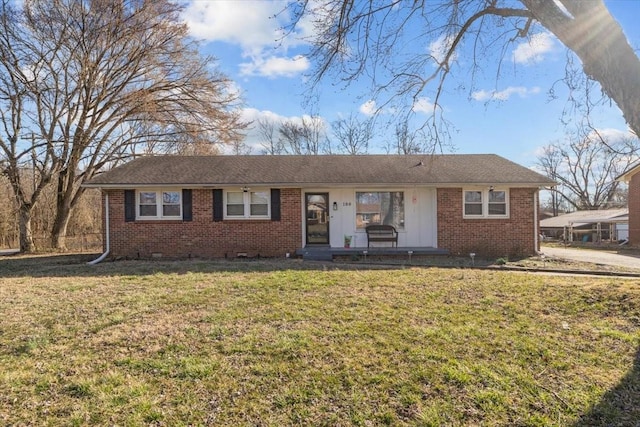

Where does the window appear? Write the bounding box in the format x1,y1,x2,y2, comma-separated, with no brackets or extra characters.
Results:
464,191,483,216
225,190,270,219
488,190,507,215
139,191,158,217
226,192,244,216
356,191,404,230
250,191,269,216
137,190,182,219
463,189,508,218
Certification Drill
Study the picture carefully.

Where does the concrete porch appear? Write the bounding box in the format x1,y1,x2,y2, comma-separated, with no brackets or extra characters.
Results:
295,246,449,261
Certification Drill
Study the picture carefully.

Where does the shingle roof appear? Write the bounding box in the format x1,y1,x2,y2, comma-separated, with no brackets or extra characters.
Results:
84,154,556,188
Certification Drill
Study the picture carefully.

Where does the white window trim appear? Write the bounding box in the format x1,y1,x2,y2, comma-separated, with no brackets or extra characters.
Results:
136,189,182,220
224,190,271,220
462,188,509,219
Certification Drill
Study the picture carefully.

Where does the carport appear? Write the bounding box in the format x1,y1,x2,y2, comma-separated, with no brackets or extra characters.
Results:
540,209,629,242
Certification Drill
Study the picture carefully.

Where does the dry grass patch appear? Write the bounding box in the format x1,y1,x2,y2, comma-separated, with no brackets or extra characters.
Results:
0,256,639,426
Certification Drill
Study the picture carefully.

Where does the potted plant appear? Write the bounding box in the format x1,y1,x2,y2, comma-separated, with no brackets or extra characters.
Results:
344,235,352,248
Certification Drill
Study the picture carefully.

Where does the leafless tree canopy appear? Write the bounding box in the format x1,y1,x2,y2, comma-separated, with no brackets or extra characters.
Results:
0,0,245,251
257,118,285,155
331,114,372,155
537,131,639,211
257,116,331,155
386,122,433,155
288,0,640,145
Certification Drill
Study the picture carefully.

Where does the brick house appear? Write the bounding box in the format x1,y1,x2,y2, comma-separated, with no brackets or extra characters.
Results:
617,161,640,245
84,154,555,259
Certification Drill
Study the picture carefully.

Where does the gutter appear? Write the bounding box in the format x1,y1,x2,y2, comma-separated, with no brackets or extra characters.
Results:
87,192,109,265
82,181,555,190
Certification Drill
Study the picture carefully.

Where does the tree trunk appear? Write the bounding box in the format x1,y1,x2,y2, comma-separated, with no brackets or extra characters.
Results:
51,168,87,251
18,205,36,253
51,186,73,251
51,209,71,251
51,165,73,250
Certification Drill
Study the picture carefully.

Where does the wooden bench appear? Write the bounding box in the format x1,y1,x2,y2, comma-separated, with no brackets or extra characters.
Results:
365,224,398,248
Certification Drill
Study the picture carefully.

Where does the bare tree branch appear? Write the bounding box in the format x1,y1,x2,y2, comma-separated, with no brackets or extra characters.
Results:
288,0,640,147
0,0,246,251
537,133,639,210
331,114,372,155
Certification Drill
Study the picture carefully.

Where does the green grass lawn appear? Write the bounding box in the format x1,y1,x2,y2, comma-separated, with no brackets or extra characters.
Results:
1,256,639,426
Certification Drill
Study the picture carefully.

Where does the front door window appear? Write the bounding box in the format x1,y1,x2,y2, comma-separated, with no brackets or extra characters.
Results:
306,193,329,244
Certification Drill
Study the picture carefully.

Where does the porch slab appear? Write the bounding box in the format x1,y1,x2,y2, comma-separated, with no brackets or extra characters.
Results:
296,246,449,261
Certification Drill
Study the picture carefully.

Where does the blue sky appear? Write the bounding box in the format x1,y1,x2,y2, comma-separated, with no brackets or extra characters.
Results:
181,1,639,167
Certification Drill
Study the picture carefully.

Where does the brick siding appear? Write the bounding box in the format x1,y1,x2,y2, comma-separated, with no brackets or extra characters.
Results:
105,188,302,259
629,173,640,245
103,186,540,259
437,188,539,258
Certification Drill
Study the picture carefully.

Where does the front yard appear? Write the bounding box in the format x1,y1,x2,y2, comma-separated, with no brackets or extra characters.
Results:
1,255,638,426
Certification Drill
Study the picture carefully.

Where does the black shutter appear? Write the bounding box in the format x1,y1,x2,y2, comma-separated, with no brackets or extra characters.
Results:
182,189,192,221
213,189,223,222
271,189,281,221
124,190,135,222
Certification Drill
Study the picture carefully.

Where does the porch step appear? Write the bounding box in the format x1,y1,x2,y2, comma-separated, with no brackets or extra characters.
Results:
301,250,333,261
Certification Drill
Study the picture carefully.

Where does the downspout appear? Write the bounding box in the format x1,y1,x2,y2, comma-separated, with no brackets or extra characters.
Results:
88,192,110,265
534,189,540,254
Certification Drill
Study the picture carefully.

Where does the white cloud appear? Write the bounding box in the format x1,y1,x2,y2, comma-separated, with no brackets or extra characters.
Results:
586,127,636,143
239,55,310,78
412,97,435,114
429,34,458,65
183,1,288,51
183,0,311,79
471,86,541,102
512,32,556,65
359,100,377,116
241,107,288,124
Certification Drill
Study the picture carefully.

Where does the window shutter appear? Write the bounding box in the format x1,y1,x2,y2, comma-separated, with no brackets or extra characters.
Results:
124,190,135,222
182,189,192,221
213,189,223,221
271,189,281,221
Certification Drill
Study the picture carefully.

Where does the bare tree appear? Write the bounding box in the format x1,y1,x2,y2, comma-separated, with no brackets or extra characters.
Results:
300,116,329,155
537,133,640,210
287,1,640,144
257,118,285,155
279,120,307,155
228,139,252,155
386,122,431,155
331,114,372,155
278,116,329,155
0,175,18,248
0,0,245,251
537,145,566,216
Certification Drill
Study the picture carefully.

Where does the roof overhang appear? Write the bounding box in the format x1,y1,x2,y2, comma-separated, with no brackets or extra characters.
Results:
83,182,551,190
616,160,640,182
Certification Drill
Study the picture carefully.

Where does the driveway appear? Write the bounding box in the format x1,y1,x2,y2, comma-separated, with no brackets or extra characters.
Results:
540,245,640,270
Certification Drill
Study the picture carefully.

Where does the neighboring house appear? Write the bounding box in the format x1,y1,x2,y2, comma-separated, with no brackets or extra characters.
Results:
617,161,640,245
84,154,555,259
539,209,629,242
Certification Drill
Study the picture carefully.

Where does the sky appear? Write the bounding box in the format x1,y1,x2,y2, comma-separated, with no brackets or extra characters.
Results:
180,0,640,168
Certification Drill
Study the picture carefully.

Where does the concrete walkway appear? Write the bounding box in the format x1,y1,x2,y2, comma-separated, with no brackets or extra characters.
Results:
540,245,640,270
